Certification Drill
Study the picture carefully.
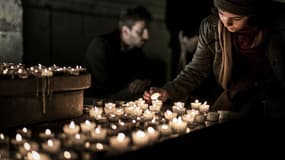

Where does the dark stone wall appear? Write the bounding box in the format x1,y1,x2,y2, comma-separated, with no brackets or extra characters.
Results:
0,0,23,63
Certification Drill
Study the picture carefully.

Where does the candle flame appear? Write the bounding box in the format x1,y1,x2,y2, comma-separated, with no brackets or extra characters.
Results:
16,133,22,142
47,139,54,147
45,129,51,135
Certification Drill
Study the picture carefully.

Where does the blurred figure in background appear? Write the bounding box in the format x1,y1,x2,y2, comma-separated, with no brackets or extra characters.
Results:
165,0,213,78
84,6,159,101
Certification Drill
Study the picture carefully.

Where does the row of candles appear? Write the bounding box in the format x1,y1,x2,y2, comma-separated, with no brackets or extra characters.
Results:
0,62,86,79
0,97,238,159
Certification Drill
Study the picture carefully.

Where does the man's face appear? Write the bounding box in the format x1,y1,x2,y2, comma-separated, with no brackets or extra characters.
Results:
123,20,150,48
218,9,249,32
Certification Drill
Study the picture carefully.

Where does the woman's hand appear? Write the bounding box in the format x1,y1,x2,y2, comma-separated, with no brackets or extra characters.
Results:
143,87,169,102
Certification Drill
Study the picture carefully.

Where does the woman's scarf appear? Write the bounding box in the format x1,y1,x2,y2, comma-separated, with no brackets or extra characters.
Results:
217,20,263,89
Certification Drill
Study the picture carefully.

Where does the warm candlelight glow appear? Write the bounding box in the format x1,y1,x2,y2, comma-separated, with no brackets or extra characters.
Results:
191,99,201,110
109,132,130,150
132,130,149,146
16,133,22,142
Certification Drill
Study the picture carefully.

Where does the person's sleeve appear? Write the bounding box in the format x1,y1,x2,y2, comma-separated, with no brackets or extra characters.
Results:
163,16,216,102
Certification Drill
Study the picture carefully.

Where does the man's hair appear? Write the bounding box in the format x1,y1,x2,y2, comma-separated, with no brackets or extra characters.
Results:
118,6,152,29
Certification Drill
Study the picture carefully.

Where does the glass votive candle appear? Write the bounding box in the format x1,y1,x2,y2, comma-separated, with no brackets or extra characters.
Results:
195,114,206,123
149,104,162,112
39,128,55,139
19,141,39,156
71,133,87,146
11,133,25,146
164,110,177,120
58,150,78,160
26,151,51,160
146,127,160,142
41,138,61,154
207,112,219,122
114,107,124,116
174,101,185,108
191,99,201,110
150,92,161,100
0,133,9,148
89,106,103,118
182,113,195,124
104,102,116,114
169,117,187,134
80,120,96,133
109,132,130,151
90,126,107,141
199,101,210,113
157,124,172,136
142,109,155,120
172,105,186,115
63,121,80,136
17,127,32,138
151,100,163,108
131,130,149,147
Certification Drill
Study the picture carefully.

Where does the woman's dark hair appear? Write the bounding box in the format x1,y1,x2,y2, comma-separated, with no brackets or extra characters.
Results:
212,0,272,28
118,6,152,29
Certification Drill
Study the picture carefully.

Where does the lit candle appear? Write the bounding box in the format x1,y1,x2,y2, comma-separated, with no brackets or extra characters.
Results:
146,127,160,142
174,101,185,108
157,124,172,136
131,130,149,147
199,101,210,113
172,105,186,115
39,128,54,139
63,121,80,136
191,99,201,110
182,113,195,124
114,107,124,116
89,106,103,118
19,141,39,156
150,92,161,100
149,103,162,112
104,102,116,114
58,150,78,160
164,110,177,120
17,127,32,138
80,120,96,133
42,138,61,154
90,126,107,141
11,133,25,145
71,133,86,146
142,109,155,120
169,117,187,134
0,133,9,147
26,151,51,160
109,132,130,151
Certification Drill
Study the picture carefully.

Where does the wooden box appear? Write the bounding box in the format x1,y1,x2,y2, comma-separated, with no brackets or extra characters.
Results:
0,73,91,129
